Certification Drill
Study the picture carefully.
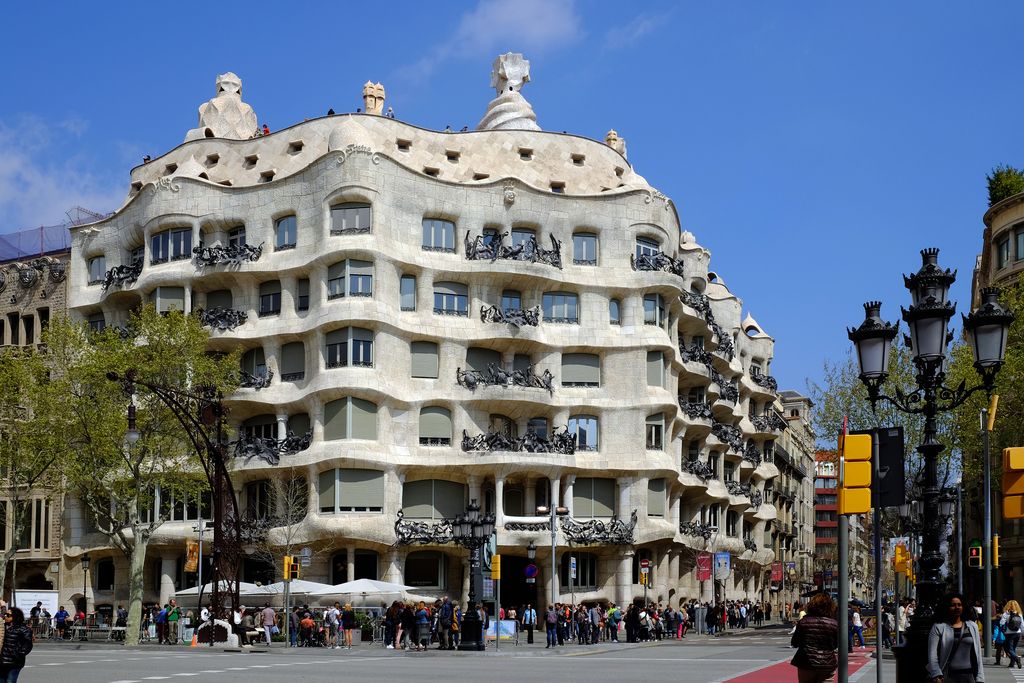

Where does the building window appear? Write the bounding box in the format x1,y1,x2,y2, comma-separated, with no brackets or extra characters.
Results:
152,286,185,314
419,406,453,446
643,293,665,326
466,347,501,374
319,468,385,513
1017,226,1024,261
568,415,599,451
244,480,272,519
572,233,598,266
647,350,665,387
692,335,705,349
327,260,373,299
724,461,735,482
325,327,374,368
646,413,664,450
542,292,579,324
87,256,106,284
609,299,621,325
726,510,739,536
560,552,597,590
510,228,535,250
296,279,309,312
402,479,466,520
323,397,378,440
227,226,246,247
561,353,600,387
708,452,720,478
207,289,232,310
405,551,448,589
422,218,456,252
411,341,439,378
572,477,615,518
330,203,372,234
241,347,267,380
259,281,282,316
151,228,192,264
433,282,468,316
501,289,522,313
647,479,665,518
688,386,706,403
998,236,1011,269
242,415,276,441
275,215,297,250
96,558,115,591
129,246,144,265
87,313,106,333
400,275,417,311
527,417,549,439
636,236,660,262
280,341,306,381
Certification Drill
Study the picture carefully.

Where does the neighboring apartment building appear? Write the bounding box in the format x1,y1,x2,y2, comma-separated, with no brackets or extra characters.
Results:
774,390,815,611
968,188,1024,601
63,57,785,614
0,224,71,598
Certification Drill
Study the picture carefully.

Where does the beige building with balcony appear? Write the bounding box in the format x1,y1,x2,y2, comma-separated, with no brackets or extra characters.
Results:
62,57,785,613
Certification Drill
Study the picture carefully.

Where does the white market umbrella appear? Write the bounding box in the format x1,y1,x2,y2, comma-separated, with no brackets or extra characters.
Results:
263,579,335,596
310,578,414,596
175,580,271,596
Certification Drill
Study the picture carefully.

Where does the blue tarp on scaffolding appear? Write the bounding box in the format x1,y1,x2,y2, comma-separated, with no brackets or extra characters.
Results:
0,224,72,261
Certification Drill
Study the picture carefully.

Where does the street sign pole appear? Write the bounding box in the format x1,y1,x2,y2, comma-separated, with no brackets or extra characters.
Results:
839,514,850,683
873,430,883,683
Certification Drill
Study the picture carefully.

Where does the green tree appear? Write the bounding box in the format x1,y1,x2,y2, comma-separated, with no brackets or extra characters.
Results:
43,306,237,646
0,348,62,594
987,165,1024,206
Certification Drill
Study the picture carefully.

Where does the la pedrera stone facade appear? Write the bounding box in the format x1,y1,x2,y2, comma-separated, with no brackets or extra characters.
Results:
65,55,785,612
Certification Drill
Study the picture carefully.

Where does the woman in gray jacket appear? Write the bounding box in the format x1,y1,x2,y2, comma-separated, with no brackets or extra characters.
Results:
926,592,984,683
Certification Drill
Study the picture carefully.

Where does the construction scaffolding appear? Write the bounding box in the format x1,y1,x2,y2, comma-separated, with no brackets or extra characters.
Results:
0,206,108,263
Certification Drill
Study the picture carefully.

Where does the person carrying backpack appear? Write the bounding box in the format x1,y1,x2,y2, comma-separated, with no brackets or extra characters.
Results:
1000,600,1024,669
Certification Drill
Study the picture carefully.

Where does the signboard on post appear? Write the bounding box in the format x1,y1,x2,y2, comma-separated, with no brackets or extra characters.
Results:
696,553,712,581
185,541,199,573
714,552,731,580
570,556,577,579
300,547,312,568
771,561,783,582
525,563,538,584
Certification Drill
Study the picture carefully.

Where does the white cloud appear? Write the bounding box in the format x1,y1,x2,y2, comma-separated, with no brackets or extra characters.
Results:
604,11,670,50
398,0,583,82
0,116,124,231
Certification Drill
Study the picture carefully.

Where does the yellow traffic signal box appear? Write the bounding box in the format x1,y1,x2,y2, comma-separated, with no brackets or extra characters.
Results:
894,544,909,574
839,433,872,515
1003,448,1024,519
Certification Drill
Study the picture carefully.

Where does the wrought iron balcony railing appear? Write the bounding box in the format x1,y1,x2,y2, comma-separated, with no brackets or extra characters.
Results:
198,307,248,331
456,365,554,395
394,510,454,546
102,262,143,291
560,511,637,545
232,430,311,466
631,250,684,277
751,373,779,393
742,442,762,466
480,304,540,327
504,520,552,532
239,369,273,389
726,480,750,498
464,231,563,268
460,426,576,454
710,370,738,403
711,421,743,453
680,400,714,420
679,291,735,360
743,538,758,552
680,343,713,366
679,521,715,540
681,458,714,480
192,242,263,267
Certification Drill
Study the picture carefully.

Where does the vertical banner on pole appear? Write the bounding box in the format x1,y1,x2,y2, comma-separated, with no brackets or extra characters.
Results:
771,562,783,582
696,553,712,581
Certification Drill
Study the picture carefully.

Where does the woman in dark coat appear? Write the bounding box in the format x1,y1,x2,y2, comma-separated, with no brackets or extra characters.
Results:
0,607,33,682
790,593,839,683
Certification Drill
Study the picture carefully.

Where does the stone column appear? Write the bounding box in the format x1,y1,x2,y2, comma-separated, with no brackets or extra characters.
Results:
550,476,560,510
617,478,631,518
159,555,177,606
668,549,680,605
468,476,481,506
495,475,505,527
346,546,356,582
276,414,288,441
524,477,536,515
564,475,576,516
279,275,296,317
656,548,671,600
670,493,681,528
386,549,401,584
617,550,634,607
182,284,193,314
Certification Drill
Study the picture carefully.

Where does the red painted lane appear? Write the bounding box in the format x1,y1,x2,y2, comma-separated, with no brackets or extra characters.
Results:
722,650,873,682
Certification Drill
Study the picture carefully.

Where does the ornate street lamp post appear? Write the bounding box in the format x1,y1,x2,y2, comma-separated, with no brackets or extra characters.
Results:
452,499,495,651
847,248,1013,681
107,370,242,626
81,553,91,618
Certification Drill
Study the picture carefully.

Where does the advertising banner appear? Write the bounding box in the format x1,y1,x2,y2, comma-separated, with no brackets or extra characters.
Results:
771,562,783,582
696,553,712,581
184,541,199,573
714,552,731,580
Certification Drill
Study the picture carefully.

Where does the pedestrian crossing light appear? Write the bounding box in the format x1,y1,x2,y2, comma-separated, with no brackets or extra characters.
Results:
838,433,872,515
968,544,982,569
284,555,300,580
894,544,909,574
1003,447,1024,519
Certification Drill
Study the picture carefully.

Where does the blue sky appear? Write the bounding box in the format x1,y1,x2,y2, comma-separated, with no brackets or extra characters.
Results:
2,1,1022,394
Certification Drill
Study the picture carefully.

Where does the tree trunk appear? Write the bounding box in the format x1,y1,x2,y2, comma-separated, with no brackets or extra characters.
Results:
124,534,149,646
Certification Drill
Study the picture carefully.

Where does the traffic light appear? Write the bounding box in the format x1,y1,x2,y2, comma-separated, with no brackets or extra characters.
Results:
968,544,982,569
1004,448,1024,519
839,433,872,515
894,544,909,574
994,535,1001,568
283,555,300,580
